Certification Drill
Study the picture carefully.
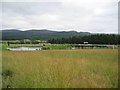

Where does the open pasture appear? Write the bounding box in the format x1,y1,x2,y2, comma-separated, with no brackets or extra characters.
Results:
2,49,118,88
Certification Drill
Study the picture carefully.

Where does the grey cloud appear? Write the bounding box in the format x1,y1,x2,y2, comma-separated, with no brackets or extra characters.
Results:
2,2,62,15
1,0,118,33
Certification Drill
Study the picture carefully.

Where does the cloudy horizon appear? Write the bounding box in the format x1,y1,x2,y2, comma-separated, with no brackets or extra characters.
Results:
0,0,119,33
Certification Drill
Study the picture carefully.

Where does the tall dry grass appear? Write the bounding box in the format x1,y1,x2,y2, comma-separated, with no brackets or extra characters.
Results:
2,49,118,88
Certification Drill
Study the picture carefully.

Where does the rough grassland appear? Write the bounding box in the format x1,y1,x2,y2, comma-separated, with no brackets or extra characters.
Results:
2,49,118,88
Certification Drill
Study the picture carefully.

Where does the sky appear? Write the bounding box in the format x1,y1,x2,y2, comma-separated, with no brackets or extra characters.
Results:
0,0,119,33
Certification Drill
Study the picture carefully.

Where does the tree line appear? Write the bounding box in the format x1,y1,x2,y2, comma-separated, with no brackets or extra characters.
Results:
48,34,120,44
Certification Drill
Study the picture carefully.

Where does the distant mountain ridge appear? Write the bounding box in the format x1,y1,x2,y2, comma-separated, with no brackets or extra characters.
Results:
1,29,91,40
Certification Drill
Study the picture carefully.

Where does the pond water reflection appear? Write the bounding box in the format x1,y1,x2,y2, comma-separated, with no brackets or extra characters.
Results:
7,47,42,51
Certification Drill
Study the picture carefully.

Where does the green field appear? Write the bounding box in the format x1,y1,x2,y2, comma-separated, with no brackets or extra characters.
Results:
2,49,118,88
1,43,76,51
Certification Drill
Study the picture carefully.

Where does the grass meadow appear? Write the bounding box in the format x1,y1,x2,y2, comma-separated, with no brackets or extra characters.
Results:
2,49,118,88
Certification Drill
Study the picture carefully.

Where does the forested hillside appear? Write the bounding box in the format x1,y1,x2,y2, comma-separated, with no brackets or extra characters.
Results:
48,34,120,44
1,29,90,40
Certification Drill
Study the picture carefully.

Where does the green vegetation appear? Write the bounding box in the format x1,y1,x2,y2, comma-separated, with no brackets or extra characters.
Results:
1,43,118,51
1,43,76,51
45,44,74,50
1,30,119,45
1,30,90,40
48,34,119,44
2,49,118,88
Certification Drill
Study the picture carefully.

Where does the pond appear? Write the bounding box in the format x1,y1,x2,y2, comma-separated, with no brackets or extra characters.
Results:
7,46,42,51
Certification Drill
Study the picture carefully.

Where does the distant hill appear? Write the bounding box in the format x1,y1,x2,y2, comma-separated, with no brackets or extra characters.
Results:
1,29,91,40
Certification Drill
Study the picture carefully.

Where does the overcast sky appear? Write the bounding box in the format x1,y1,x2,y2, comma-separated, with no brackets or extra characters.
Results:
0,0,119,33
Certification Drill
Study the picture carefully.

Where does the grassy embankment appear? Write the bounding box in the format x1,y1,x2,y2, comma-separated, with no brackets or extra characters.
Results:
2,49,118,88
